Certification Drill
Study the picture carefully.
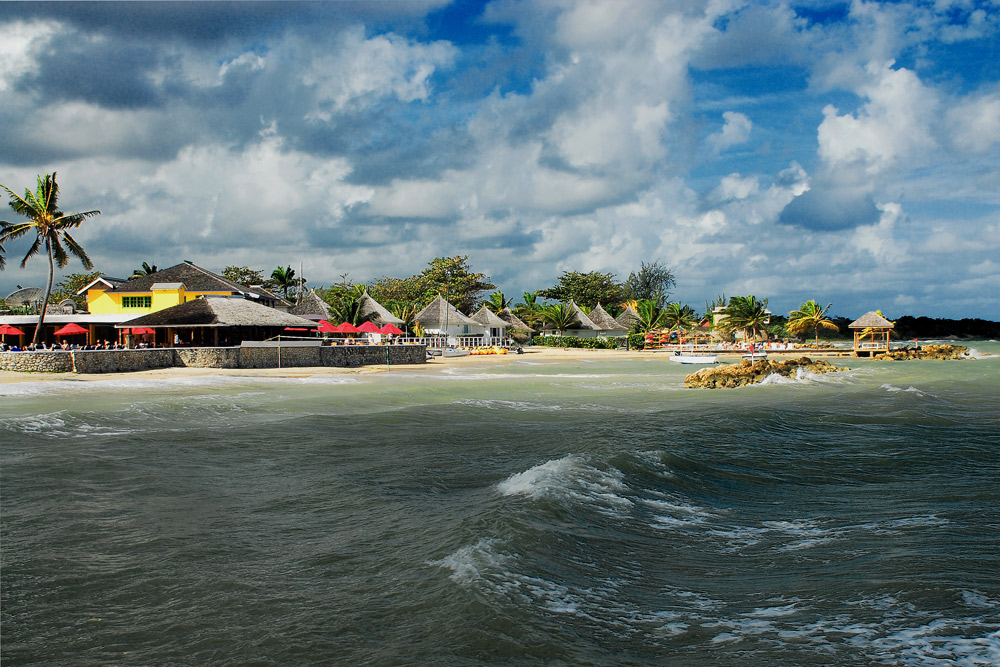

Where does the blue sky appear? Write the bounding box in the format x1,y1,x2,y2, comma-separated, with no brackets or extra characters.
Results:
2,0,998,319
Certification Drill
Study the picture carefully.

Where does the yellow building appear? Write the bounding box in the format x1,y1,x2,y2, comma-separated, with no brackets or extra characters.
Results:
80,261,287,316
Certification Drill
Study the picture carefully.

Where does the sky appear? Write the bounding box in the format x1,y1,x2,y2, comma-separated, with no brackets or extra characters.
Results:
1,0,998,320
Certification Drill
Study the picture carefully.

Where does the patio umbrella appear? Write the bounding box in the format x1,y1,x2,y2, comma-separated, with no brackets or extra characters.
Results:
334,322,359,334
356,321,381,333
1,323,25,343
379,323,404,335
317,319,338,333
54,323,89,336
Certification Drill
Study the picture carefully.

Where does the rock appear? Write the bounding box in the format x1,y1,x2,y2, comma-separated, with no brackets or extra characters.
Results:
684,356,846,389
873,344,969,361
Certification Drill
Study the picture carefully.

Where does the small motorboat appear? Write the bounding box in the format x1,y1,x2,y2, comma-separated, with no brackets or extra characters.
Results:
668,352,717,364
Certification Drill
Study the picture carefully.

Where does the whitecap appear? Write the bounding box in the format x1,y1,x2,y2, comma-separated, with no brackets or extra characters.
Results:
428,538,509,586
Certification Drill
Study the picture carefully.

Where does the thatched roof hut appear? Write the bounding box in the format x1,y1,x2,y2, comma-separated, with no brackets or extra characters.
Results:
569,302,601,331
587,303,627,333
289,289,332,321
358,291,404,326
849,311,895,329
414,295,480,328
498,307,535,333
849,311,895,356
615,305,640,330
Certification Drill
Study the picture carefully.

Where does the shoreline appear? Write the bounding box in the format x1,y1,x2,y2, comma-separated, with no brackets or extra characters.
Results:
0,346,861,384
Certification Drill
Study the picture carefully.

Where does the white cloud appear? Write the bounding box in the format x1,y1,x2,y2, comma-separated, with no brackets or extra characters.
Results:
707,111,752,154
946,92,1000,153
0,20,58,92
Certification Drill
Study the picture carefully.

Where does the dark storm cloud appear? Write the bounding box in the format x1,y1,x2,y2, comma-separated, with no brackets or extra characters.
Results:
778,183,881,231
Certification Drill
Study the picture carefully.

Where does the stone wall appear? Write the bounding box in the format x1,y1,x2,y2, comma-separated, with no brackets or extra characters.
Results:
0,344,426,374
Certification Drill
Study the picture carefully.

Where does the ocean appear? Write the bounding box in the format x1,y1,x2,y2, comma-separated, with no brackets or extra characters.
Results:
2,344,999,666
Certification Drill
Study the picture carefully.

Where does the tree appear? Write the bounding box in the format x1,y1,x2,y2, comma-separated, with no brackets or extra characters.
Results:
540,302,577,334
324,283,367,325
222,265,267,287
131,261,157,278
787,300,840,342
418,256,496,313
50,271,102,311
537,271,628,310
660,302,698,332
717,295,771,342
485,291,513,313
369,275,427,308
513,291,545,329
1,173,101,344
271,265,300,300
625,261,675,307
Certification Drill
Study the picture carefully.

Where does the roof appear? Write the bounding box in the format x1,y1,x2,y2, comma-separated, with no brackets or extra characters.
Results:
587,303,626,330
151,282,185,290
413,295,480,327
108,261,247,294
76,275,128,295
289,289,332,319
569,302,601,330
116,297,319,328
615,305,640,328
498,307,535,333
849,311,895,329
358,291,404,325
470,306,509,329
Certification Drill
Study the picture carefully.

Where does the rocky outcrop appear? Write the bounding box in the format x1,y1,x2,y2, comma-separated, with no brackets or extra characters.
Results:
874,344,969,361
684,357,845,389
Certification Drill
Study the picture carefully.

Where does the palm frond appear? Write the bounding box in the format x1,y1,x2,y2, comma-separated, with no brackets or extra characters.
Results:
61,232,94,270
19,236,42,268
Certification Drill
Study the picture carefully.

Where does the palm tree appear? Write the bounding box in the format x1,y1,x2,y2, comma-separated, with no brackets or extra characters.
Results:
325,283,366,325
634,299,664,332
540,302,577,335
131,261,157,279
485,291,513,313
718,295,771,342
1,173,100,345
660,302,698,333
388,302,417,333
787,300,839,342
271,265,297,300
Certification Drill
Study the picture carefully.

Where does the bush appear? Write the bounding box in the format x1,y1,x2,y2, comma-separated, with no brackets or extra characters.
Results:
535,335,623,350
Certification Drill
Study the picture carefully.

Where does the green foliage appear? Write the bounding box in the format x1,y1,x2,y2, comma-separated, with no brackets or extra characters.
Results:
513,291,545,329
625,261,675,307
787,300,839,342
50,271,102,310
368,276,426,308
222,265,267,287
370,255,495,313
537,270,628,310
628,332,647,350
660,302,698,332
535,335,622,350
1,172,101,344
271,265,303,300
323,283,367,325
485,291,512,313
633,300,664,332
131,261,157,278
539,302,577,333
718,295,771,341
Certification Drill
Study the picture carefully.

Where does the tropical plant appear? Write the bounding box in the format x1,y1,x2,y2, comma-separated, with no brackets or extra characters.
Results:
540,302,578,334
625,260,675,307
717,295,771,342
324,283,367,325
704,293,727,323
50,271,102,311
418,255,496,312
660,302,698,332
485,291,513,313
222,265,267,287
787,300,839,342
1,173,101,344
271,265,298,300
131,261,158,279
388,302,418,333
537,270,628,309
633,299,664,332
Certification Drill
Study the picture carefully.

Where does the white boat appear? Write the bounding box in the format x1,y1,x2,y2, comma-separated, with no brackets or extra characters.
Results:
669,353,717,364
441,348,470,358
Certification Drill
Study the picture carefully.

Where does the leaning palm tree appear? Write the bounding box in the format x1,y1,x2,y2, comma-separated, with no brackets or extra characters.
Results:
1,173,101,345
485,291,513,313
540,302,577,335
660,302,698,333
719,295,771,342
131,261,158,279
787,300,839,342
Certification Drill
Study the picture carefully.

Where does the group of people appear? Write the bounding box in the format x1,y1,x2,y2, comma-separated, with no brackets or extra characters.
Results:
0,339,128,352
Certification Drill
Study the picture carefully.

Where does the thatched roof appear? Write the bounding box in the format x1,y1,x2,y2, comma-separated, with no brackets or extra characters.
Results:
289,289,332,320
109,261,246,294
615,305,640,329
358,291,404,325
414,295,479,327
498,308,535,333
849,311,895,329
587,303,626,331
569,302,601,330
117,297,318,328
470,306,508,329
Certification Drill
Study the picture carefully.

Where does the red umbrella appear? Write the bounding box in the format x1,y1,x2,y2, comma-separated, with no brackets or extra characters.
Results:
317,319,339,333
283,327,309,331
54,323,89,336
379,323,404,335
125,327,156,335
356,321,381,333
334,322,359,334
0,324,25,336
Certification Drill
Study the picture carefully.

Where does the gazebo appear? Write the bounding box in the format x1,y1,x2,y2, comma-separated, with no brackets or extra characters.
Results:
849,311,895,356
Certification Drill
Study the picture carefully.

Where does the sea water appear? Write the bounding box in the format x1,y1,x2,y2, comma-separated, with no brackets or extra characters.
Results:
2,344,999,665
